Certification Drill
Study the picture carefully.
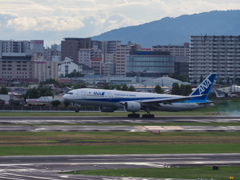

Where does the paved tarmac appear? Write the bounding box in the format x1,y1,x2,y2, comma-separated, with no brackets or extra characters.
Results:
0,124,240,132
0,116,239,179
0,115,240,124
0,153,239,180
0,116,240,132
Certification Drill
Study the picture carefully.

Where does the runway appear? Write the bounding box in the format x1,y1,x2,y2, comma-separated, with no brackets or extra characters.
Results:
0,153,239,180
0,116,240,132
1,116,240,124
0,116,239,179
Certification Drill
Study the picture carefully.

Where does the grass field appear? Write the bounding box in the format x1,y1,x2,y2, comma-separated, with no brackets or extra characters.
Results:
0,100,240,117
66,166,240,180
0,131,239,155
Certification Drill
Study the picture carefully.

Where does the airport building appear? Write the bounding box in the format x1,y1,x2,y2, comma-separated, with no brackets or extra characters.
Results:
189,35,240,83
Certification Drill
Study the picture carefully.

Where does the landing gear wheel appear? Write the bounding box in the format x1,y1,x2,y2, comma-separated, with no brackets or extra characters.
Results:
142,114,155,118
128,113,140,118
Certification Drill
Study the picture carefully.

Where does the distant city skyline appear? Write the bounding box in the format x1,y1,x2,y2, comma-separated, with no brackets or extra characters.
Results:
0,0,239,46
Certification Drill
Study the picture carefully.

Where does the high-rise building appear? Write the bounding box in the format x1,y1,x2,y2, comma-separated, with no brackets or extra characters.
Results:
61,38,91,62
0,40,30,55
189,35,240,83
115,42,141,76
152,43,190,57
78,49,91,67
0,55,35,81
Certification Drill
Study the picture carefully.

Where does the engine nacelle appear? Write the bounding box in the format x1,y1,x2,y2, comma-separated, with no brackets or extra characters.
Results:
99,107,116,112
125,101,141,112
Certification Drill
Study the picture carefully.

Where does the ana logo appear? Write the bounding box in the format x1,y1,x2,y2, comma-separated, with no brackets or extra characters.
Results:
93,92,105,96
198,79,212,94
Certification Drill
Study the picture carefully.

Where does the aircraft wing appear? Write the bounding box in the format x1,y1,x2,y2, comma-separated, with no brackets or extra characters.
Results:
141,95,205,104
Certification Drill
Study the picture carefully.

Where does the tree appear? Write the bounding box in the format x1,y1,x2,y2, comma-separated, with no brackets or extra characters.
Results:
115,85,121,90
184,84,193,96
37,83,52,97
180,84,186,95
127,85,136,91
0,87,8,94
65,70,84,78
24,88,40,99
103,83,110,89
121,84,128,91
74,83,87,89
51,100,61,107
171,83,180,95
154,85,163,94
63,100,70,107
44,89,53,96
180,84,192,96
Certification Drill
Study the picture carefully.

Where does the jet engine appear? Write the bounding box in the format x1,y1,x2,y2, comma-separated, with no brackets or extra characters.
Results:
124,101,141,112
99,107,116,112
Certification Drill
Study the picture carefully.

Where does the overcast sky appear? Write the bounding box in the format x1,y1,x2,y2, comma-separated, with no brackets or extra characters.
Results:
0,0,239,46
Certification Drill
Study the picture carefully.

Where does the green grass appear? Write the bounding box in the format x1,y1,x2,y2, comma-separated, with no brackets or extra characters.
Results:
0,144,240,156
67,166,240,180
1,98,240,117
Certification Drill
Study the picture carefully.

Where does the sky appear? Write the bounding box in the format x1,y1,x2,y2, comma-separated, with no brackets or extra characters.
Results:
0,0,240,46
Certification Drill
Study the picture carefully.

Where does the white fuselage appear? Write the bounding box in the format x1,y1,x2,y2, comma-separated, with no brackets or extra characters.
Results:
63,88,213,112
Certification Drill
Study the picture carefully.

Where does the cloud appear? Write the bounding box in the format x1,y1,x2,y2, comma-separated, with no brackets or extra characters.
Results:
1,0,240,45
7,16,85,31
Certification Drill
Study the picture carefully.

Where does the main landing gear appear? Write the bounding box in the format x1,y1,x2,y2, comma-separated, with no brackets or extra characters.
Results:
142,107,155,118
128,113,140,118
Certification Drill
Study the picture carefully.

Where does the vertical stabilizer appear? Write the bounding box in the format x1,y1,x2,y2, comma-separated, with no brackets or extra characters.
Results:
190,73,217,100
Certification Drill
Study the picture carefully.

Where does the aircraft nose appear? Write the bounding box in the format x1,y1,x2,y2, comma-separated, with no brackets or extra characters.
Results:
63,94,68,100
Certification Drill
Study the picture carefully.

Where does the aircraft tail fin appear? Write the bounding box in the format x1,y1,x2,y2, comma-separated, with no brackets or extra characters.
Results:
190,73,217,101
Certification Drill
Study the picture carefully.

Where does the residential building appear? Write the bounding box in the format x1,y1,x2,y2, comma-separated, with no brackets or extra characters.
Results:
34,60,60,81
45,44,61,61
91,41,102,58
78,49,91,67
0,40,30,55
101,41,120,64
58,57,83,77
91,58,102,75
189,35,240,83
126,51,174,77
115,42,141,76
61,38,91,62
0,55,36,82
152,43,190,57
58,57,94,77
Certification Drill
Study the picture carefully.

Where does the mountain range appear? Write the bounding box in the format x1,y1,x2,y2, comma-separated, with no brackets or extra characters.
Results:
91,10,240,47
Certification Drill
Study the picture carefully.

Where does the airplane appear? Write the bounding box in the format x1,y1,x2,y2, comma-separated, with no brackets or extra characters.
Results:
63,73,217,118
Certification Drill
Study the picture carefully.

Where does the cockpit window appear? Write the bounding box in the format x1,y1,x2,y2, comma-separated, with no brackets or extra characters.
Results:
67,92,73,95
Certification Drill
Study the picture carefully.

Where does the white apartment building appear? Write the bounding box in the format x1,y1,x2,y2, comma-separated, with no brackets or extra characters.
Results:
0,40,30,57
78,49,91,67
58,57,83,77
152,43,190,57
189,35,240,83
